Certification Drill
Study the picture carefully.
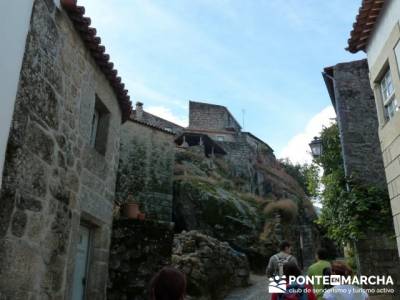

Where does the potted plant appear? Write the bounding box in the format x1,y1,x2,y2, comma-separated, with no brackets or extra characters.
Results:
122,194,140,219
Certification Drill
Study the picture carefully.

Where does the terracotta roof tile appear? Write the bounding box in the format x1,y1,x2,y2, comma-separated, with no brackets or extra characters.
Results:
127,117,176,135
347,0,385,53
61,0,132,121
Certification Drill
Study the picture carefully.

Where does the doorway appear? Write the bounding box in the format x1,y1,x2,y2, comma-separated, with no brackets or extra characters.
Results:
71,225,91,300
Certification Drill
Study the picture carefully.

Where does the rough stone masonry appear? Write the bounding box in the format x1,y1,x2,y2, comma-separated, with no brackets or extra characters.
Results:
324,59,400,299
0,0,127,299
116,119,176,221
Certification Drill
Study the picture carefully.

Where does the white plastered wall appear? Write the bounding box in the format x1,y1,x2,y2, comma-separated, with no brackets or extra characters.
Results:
0,1,34,188
366,0,400,67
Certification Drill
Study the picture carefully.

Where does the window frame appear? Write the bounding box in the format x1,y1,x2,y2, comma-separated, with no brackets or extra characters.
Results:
379,67,398,121
394,39,400,78
90,110,99,147
380,68,395,104
89,95,111,155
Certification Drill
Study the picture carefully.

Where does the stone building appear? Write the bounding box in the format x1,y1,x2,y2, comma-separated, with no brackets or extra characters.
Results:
116,114,177,222
0,0,132,299
185,100,276,177
322,59,400,297
347,0,400,257
188,100,242,142
131,101,183,134
323,59,386,186
185,100,274,155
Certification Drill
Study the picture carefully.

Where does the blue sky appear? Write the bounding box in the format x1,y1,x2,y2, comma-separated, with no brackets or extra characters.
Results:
79,0,365,163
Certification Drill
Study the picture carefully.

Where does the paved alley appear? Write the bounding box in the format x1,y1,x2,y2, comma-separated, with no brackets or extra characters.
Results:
224,274,270,300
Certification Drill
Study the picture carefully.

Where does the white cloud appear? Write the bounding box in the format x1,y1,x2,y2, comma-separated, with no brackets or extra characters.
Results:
127,78,187,110
278,106,336,164
146,105,188,127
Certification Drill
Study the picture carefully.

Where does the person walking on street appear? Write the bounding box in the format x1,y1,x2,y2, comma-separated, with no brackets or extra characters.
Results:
266,241,299,277
271,262,317,300
323,261,368,300
307,248,332,300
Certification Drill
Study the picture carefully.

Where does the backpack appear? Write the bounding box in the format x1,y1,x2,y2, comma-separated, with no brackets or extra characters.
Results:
277,284,308,300
275,254,292,276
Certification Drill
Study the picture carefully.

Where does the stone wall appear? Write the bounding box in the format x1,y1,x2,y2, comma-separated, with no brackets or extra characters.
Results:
325,59,400,297
117,120,175,221
189,101,241,132
172,231,250,300
0,1,123,298
244,132,274,155
220,134,275,167
356,236,400,299
329,59,386,187
108,219,174,300
204,131,237,142
218,134,286,197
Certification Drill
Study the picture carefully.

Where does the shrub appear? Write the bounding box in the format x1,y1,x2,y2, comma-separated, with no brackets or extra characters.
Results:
264,199,298,223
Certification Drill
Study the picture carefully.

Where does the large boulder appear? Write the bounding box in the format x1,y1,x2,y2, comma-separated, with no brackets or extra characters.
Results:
173,178,260,246
172,231,250,300
173,148,321,274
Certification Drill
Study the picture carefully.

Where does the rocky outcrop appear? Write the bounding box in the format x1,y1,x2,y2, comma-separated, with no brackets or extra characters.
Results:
173,147,319,273
172,231,250,300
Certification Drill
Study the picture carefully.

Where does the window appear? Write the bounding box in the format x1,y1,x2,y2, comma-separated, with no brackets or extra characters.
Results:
89,111,99,147
216,136,225,142
395,41,400,75
90,96,110,155
380,68,398,120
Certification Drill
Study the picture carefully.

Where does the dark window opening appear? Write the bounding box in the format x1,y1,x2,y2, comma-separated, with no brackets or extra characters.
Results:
90,95,110,155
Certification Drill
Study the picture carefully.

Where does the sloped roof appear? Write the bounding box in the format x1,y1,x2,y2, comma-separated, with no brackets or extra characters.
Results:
347,0,385,53
243,132,274,153
127,118,176,135
322,66,336,109
131,110,183,132
61,0,132,121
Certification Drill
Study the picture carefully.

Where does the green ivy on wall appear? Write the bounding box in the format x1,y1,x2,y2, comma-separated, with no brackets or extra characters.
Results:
315,124,393,244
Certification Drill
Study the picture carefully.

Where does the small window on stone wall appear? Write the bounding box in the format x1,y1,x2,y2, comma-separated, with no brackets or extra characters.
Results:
216,136,225,142
90,95,110,155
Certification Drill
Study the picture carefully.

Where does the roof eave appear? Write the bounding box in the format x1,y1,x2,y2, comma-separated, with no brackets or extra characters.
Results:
60,0,132,122
346,0,385,53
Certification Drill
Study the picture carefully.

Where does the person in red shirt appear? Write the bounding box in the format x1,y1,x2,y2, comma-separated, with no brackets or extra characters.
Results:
271,262,316,300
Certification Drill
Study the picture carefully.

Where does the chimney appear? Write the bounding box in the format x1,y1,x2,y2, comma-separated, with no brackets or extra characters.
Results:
135,101,143,120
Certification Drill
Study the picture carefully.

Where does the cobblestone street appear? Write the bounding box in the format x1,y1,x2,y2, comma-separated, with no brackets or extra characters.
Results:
224,274,270,300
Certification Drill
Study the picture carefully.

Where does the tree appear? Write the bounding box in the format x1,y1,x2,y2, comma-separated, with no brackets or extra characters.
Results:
280,159,319,198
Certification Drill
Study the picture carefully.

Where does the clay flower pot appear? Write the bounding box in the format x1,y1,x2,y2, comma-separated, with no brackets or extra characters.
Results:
138,212,146,221
122,202,140,219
